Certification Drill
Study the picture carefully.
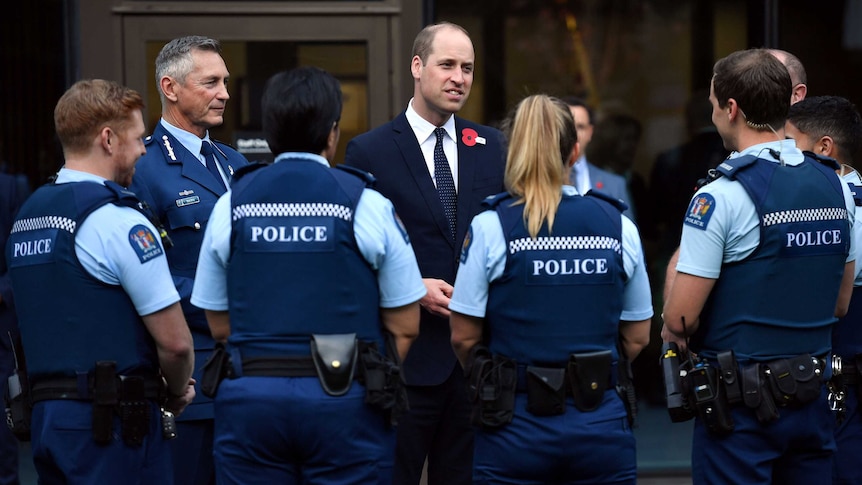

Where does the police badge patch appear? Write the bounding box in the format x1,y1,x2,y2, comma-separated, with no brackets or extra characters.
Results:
392,207,409,244
460,226,473,264
684,193,716,230
128,224,164,264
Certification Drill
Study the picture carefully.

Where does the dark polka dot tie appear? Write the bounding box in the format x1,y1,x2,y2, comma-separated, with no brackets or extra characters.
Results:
434,127,457,239
201,141,226,191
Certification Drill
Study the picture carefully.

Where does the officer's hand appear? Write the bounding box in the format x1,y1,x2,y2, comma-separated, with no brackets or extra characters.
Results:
660,324,688,353
420,278,453,318
165,378,196,416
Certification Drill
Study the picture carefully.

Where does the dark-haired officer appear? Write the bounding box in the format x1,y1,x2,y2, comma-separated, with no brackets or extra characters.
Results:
662,49,856,485
191,66,425,485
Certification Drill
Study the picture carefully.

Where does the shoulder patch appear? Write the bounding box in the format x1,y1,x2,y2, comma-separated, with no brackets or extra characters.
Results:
460,226,473,264
684,193,716,230
392,207,410,244
128,224,164,264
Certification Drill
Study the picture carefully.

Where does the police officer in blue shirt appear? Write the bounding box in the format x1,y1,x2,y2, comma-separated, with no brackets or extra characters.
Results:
130,35,249,485
663,50,857,485
449,94,653,484
6,79,195,484
191,66,425,485
786,95,862,485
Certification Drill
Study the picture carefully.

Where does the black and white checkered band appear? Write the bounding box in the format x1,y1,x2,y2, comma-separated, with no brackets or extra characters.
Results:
762,207,848,227
508,236,622,255
11,216,76,234
232,202,353,221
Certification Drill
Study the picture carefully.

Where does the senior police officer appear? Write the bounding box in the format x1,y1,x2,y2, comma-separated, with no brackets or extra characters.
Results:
785,95,862,485
5,79,195,483
449,94,653,484
662,49,857,485
130,35,249,485
191,66,425,485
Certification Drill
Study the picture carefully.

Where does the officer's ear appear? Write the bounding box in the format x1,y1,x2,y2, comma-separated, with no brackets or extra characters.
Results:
816,135,835,158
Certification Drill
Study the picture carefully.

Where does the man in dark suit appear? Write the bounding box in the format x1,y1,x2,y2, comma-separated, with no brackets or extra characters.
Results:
344,22,505,485
0,172,25,485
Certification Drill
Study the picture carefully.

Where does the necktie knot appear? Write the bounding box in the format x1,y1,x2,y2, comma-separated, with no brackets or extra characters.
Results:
200,141,214,157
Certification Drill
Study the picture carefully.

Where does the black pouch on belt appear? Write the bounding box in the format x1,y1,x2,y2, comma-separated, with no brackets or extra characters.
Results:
786,354,821,405
201,343,231,398
118,375,149,446
525,366,566,416
741,363,778,423
567,350,612,412
311,333,358,396
92,361,118,444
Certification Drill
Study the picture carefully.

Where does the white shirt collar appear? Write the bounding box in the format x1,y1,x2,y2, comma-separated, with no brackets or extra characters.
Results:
406,98,456,143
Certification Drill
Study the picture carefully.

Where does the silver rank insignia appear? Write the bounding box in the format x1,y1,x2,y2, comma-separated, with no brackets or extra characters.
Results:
162,135,177,161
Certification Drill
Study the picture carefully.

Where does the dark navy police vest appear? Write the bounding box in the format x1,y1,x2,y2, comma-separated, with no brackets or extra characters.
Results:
227,158,383,357
6,181,159,380
693,155,849,363
484,191,626,366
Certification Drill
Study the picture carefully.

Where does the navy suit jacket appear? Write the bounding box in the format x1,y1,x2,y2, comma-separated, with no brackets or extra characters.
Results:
344,112,506,386
1,174,25,375
131,123,248,420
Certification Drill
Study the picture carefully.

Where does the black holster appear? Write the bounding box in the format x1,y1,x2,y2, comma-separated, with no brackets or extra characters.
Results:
616,346,638,427
5,370,31,441
310,333,358,396
201,343,231,398
567,350,612,412
741,363,779,424
92,361,118,444
465,346,516,429
357,334,408,427
525,366,566,416
118,376,149,446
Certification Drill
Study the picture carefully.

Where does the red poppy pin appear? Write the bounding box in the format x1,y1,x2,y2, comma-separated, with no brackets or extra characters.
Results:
461,128,486,147
595,181,604,189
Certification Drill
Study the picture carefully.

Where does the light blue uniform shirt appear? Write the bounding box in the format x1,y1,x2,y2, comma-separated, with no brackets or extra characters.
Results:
191,152,427,311
842,167,862,285
449,185,653,321
57,168,180,316
677,140,857,278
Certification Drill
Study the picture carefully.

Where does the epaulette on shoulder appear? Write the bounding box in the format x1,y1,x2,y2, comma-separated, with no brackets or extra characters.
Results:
586,190,627,213
481,191,511,209
336,164,376,188
802,150,841,171
232,162,268,182
715,155,758,180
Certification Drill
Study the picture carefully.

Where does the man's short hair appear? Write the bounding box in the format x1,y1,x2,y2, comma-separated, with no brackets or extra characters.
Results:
712,48,792,131
788,95,862,166
411,22,470,65
54,79,144,154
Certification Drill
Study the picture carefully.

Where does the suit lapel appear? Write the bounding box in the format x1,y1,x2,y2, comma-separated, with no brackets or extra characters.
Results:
454,118,477,244
392,114,455,247
155,126,226,196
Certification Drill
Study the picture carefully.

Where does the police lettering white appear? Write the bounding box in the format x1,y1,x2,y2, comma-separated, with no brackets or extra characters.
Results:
13,238,52,257
785,230,842,247
250,225,327,242
532,258,608,275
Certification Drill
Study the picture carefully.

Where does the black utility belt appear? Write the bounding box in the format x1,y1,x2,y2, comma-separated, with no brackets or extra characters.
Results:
201,334,410,427
239,356,320,377
30,374,164,404
687,351,825,436
465,347,614,430
31,361,164,446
